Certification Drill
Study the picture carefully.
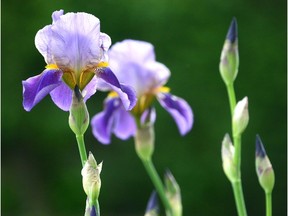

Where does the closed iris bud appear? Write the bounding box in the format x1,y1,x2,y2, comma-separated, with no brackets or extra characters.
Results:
82,152,103,206
69,85,89,136
255,135,275,194
144,191,159,216
221,133,237,182
164,170,182,216
135,108,156,161
233,97,249,136
219,17,239,86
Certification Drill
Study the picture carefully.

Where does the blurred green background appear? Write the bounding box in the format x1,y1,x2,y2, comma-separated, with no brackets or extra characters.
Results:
2,0,286,215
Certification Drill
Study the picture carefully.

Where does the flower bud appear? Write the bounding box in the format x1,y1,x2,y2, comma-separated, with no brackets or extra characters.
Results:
81,152,102,206
219,17,239,86
233,97,249,136
164,170,182,216
69,86,90,136
84,198,97,216
135,108,156,161
221,134,237,182
145,191,159,216
255,135,275,194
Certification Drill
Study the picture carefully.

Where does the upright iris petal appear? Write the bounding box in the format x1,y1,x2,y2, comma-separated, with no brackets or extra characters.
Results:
23,10,135,112
92,39,194,144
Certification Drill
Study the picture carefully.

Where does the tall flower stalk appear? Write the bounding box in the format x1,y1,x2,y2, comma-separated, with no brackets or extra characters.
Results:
219,18,248,216
91,40,193,215
22,10,136,216
255,135,275,216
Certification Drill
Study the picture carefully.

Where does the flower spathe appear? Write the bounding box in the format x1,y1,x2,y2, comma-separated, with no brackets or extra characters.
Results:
22,10,136,112
92,39,193,144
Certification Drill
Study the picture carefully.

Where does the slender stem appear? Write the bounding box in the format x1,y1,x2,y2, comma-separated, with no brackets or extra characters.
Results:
226,84,247,216
142,159,173,215
233,135,241,174
227,84,236,117
76,135,101,215
265,192,272,216
232,181,247,216
76,134,88,167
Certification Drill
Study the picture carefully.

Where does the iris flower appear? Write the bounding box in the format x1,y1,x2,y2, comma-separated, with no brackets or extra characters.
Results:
22,10,136,112
91,39,193,144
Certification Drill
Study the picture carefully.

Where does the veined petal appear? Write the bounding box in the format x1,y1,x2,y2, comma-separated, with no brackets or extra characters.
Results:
52,9,64,23
22,69,62,111
108,39,171,96
35,25,53,64
97,67,137,110
82,76,98,102
50,12,104,71
50,82,73,111
91,98,122,144
157,93,193,135
99,33,111,52
113,108,136,140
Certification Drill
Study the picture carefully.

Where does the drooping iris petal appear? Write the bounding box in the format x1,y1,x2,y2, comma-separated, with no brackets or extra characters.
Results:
22,69,62,111
157,93,193,135
91,98,122,144
50,82,73,111
81,76,98,102
97,67,136,110
113,108,136,140
49,76,98,111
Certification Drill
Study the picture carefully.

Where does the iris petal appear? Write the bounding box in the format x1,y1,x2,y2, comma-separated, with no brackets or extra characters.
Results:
50,12,102,70
113,108,136,140
97,67,137,110
52,10,64,23
157,93,193,135
50,82,73,111
82,76,98,102
22,69,62,111
91,98,121,144
107,40,171,96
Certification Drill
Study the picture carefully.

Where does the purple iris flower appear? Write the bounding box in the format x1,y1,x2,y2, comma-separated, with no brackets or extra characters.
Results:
22,10,136,112
91,39,193,144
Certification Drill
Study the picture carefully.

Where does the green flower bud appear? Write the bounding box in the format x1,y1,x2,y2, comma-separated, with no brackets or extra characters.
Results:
219,17,239,86
135,108,156,161
164,170,182,216
145,191,159,216
255,135,275,194
81,152,102,206
69,86,89,136
221,134,237,182
84,198,97,216
233,97,249,136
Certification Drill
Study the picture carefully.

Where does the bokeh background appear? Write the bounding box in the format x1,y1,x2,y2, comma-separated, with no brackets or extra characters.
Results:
2,0,286,215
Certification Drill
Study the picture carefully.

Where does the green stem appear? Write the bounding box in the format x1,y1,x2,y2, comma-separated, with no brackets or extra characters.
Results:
265,192,272,216
142,159,173,215
233,136,241,174
227,84,236,116
76,134,88,167
226,84,247,216
76,135,101,216
232,181,247,216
